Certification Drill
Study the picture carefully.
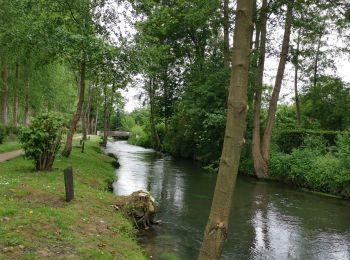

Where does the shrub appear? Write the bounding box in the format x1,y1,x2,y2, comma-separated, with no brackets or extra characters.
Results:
19,113,65,171
128,125,152,148
276,128,346,153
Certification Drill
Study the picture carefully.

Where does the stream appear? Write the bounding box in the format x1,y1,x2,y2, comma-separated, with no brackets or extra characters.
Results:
105,140,350,260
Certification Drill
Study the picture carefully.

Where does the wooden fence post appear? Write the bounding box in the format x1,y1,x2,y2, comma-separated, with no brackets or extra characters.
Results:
64,167,74,202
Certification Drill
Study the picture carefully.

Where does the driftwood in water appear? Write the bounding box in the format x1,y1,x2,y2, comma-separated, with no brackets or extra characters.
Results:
113,191,158,229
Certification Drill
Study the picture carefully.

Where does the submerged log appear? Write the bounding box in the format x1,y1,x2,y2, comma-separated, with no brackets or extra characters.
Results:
113,191,158,230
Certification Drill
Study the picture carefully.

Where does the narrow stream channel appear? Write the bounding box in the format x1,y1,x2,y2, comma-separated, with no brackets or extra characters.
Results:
105,141,350,260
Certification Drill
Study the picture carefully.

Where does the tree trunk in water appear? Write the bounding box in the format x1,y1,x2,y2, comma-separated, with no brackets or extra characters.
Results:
62,60,86,157
198,0,253,259
252,0,269,179
223,0,230,69
13,61,19,126
294,29,302,127
261,2,293,162
0,65,8,124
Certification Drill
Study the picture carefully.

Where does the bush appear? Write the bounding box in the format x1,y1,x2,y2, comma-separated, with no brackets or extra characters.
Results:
276,128,346,153
270,134,350,198
128,125,152,148
19,113,65,171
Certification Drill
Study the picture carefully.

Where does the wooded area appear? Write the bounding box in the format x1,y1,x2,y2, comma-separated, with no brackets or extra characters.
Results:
1,0,350,259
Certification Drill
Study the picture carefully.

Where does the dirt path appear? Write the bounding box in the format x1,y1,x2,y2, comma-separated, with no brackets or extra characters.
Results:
0,150,24,162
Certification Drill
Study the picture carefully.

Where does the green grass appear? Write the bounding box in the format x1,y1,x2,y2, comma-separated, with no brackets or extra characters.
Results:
0,136,145,259
0,140,21,153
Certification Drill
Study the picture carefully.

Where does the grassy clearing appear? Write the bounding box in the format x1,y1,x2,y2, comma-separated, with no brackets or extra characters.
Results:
0,140,21,153
0,136,145,259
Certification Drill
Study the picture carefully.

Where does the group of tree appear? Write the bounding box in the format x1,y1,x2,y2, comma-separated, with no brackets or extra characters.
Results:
0,0,131,157
123,0,350,177
118,0,349,257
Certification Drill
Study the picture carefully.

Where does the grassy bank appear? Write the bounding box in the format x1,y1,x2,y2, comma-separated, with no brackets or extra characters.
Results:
0,136,145,259
0,140,21,153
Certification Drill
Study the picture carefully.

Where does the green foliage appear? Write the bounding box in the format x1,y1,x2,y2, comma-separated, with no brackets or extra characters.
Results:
301,76,350,130
0,125,5,144
0,124,20,144
19,113,65,171
270,135,350,198
276,128,346,153
128,125,152,148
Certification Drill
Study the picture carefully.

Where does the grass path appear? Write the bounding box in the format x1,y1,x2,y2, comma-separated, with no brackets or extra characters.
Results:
0,136,145,259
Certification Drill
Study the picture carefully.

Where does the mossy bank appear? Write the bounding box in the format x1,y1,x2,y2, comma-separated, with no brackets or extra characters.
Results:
0,136,145,259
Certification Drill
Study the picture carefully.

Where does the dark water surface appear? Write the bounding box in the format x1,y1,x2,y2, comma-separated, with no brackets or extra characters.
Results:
105,141,350,260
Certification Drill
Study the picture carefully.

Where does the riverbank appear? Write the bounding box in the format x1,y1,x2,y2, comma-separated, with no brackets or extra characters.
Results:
0,136,145,259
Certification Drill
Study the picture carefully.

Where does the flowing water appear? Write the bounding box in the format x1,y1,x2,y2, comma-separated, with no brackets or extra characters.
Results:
105,141,350,260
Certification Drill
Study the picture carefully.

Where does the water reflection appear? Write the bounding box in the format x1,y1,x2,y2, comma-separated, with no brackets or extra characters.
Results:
106,141,350,260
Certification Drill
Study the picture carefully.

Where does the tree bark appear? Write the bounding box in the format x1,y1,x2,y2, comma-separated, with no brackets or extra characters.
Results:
23,80,30,125
252,0,269,179
149,78,161,150
62,60,86,157
313,17,326,88
223,0,230,69
261,2,293,162
0,65,8,125
102,85,108,147
294,29,302,127
13,61,19,126
198,0,253,258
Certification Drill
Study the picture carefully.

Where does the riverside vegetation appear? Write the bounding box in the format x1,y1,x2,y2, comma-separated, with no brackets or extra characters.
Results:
0,136,145,259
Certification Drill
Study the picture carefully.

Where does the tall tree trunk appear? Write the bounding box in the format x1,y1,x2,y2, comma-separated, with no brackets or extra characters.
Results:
198,0,253,258
102,85,108,147
261,2,293,162
24,80,29,125
223,0,230,69
149,78,161,150
95,107,99,135
82,82,92,140
13,61,19,126
313,17,326,88
62,60,86,157
252,0,269,179
0,65,8,124
294,29,302,126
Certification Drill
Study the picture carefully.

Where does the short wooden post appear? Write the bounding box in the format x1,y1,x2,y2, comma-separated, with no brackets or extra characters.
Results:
81,141,85,153
64,167,74,202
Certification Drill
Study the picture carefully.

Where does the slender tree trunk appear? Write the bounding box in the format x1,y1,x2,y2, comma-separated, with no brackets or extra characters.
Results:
261,2,293,162
198,0,253,258
13,61,19,126
95,107,99,135
82,82,92,140
313,19,326,88
102,85,108,147
149,78,161,150
24,80,29,125
0,65,8,124
252,0,269,179
294,29,302,126
223,0,230,69
62,60,86,157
